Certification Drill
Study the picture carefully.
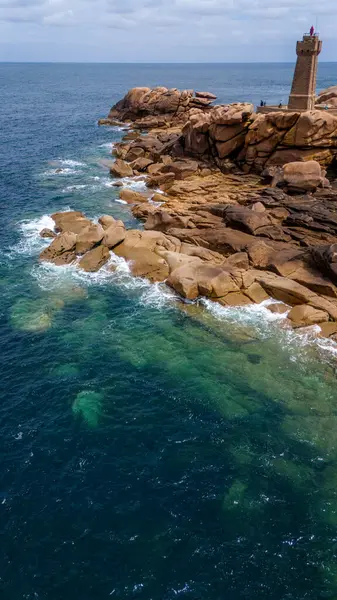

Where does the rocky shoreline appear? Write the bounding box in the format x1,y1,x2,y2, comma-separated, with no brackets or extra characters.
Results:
39,86,337,341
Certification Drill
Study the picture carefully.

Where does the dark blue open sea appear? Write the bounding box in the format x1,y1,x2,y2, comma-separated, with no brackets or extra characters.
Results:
2,63,337,600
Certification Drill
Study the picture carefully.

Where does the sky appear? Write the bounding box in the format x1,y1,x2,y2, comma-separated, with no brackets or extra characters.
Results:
0,0,337,62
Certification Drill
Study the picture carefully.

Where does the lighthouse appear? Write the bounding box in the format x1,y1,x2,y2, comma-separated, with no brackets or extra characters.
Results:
288,31,322,111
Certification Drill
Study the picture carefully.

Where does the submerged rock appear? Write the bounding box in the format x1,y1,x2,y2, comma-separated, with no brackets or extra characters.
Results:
53,363,80,379
10,299,53,333
72,390,103,427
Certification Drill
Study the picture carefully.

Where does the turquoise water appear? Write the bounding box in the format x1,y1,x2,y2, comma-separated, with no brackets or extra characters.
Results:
2,63,337,600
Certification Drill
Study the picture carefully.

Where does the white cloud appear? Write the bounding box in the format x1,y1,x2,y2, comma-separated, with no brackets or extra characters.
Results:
43,8,73,24
0,0,337,60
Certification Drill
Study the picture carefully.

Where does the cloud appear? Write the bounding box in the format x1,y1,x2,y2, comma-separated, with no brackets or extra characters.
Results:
0,0,44,6
43,8,73,24
0,0,337,60
0,0,75,24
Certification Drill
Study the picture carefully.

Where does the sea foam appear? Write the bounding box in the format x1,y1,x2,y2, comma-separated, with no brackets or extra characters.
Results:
202,298,337,362
99,142,115,149
202,298,288,329
120,177,147,191
14,215,56,255
61,184,88,193
31,250,176,313
58,159,85,167
41,159,86,178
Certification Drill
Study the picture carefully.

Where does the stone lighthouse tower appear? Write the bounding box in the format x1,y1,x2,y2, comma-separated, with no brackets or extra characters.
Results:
288,32,322,110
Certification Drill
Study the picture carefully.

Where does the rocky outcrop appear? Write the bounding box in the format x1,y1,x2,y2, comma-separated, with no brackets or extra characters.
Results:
104,89,337,175
311,244,337,284
40,228,56,239
102,221,126,249
113,230,179,282
241,111,337,171
288,304,329,328
51,211,92,235
110,159,134,178
78,245,110,272
37,85,337,341
103,86,216,127
75,224,104,255
166,263,239,300
38,204,337,336
316,86,337,108
98,215,117,230
182,103,254,167
119,189,148,204
274,160,329,193
40,231,77,265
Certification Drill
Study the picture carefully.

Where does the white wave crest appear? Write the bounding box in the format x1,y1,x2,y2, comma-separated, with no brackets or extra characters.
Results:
58,159,86,167
31,259,116,291
41,168,82,178
202,298,337,360
31,251,176,312
99,142,115,149
101,176,147,192
30,253,130,291
111,125,130,132
102,179,117,188
40,159,86,178
14,215,56,255
202,298,288,329
120,177,147,191
139,282,177,310
61,184,88,193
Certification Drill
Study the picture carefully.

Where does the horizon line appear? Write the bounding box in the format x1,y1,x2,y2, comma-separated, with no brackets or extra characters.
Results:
1,60,337,65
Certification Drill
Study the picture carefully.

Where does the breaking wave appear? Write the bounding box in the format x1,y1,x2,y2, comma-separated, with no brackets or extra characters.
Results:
13,215,56,255
202,298,337,362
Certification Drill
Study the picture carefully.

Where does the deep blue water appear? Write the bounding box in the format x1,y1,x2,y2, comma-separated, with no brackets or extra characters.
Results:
2,63,337,600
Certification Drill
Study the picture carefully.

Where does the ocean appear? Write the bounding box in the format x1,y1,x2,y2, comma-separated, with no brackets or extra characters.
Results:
1,63,337,600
